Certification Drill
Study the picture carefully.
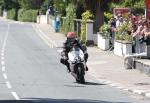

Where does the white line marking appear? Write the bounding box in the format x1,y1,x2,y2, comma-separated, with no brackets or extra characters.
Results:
2,66,5,72
35,25,58,47
1,53,4,56
6,81,12,89
1,56,4,60
3,73,7,79
1,61,5,66
11,92,20,100
2,23,10,51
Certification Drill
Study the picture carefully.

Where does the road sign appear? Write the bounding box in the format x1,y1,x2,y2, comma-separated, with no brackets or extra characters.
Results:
146,0,150,20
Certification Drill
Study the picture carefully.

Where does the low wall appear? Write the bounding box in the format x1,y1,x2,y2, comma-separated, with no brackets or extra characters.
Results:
135,59,150,76
37,15,46,24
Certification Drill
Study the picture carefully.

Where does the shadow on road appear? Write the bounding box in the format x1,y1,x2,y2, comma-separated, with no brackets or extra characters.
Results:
0,99,130,103
84,81,106,85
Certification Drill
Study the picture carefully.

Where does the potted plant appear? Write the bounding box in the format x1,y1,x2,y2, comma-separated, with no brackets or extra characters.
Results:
97,23,110,50
114,22,133,57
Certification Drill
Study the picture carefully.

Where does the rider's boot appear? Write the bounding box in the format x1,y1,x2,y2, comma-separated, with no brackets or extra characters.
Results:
86,66,88,71
67,63,71,73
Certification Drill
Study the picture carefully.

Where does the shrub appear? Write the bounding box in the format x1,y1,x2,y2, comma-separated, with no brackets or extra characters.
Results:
0,7,2,16
81,10,94,42
18,9,25,21
115,22,133,42
18,9,37,22
104,12,113,23
99,23,110,38
7,9,17,20
60,3,76,34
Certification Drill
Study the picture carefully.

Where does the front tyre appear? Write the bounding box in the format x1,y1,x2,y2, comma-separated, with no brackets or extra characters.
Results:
77,64,85,84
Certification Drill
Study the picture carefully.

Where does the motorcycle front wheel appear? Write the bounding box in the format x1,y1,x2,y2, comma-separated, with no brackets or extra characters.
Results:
76,64,85,84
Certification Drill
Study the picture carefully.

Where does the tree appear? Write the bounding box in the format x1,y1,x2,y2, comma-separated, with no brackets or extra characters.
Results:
18,0,43,10
78,0,112,32
0,0,19,10
73,0,145,32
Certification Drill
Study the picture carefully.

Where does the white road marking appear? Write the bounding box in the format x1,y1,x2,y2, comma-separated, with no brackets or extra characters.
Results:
33,25,58,47
2,66,5,72
2,24,10,50
0,23,20,100
11,92,20,100
1,61,5,66
6,81,12,89
1,56,4,60
3,73,7,79
1,53,4,56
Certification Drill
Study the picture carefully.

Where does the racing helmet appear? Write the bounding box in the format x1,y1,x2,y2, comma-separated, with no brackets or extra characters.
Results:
67,32,75,39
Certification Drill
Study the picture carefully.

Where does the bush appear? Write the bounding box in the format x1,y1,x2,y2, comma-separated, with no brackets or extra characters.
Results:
18,9,25,21
104,12,113,23
0,7,2,16
60,3,76,34
99,23,110,38
7,9,17,20
115,22,133,42
18,9,37,22
81,10,94,42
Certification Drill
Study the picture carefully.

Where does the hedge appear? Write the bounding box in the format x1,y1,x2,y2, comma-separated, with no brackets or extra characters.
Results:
18,9,37,22
7,9,17,20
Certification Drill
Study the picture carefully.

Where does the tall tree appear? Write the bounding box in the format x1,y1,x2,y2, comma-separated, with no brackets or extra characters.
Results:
0,0,19,10
81,0,112,32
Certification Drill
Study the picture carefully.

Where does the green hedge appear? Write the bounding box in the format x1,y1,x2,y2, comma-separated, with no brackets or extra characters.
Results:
0,7,2,16
18,9,37,22
7,9,17,20
17,9,24,21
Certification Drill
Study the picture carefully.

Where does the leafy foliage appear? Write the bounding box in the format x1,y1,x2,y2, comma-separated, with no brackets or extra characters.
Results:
0,0,19,10
7,8,17,20
18,9,37,22
104,12,113,23
115,22,133,42
99,23,110,38
60,3,76,34
40,0,53,14
81,10,94,42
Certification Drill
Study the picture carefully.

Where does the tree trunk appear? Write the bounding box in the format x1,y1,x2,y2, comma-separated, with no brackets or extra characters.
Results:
93,2,104,33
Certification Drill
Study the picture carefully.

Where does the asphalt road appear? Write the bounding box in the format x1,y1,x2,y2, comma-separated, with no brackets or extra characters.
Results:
0,20,149,103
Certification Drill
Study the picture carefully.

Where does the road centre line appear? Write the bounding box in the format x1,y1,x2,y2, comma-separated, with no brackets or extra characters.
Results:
0,23,20,100
6,81,12,89
3,73,7,79
1,53,4,56
3,24,10,48
2,66,5,72
1,61,5,66
1,56,4,60
11,92,20,100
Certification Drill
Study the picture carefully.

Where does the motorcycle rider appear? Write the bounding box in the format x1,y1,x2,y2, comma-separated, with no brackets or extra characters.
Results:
60,32,88,72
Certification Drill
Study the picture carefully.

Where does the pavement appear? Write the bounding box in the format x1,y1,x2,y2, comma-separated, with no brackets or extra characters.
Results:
33,23,150,98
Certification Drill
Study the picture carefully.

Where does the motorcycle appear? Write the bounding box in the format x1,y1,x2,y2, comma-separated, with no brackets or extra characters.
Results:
68,45,86,84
